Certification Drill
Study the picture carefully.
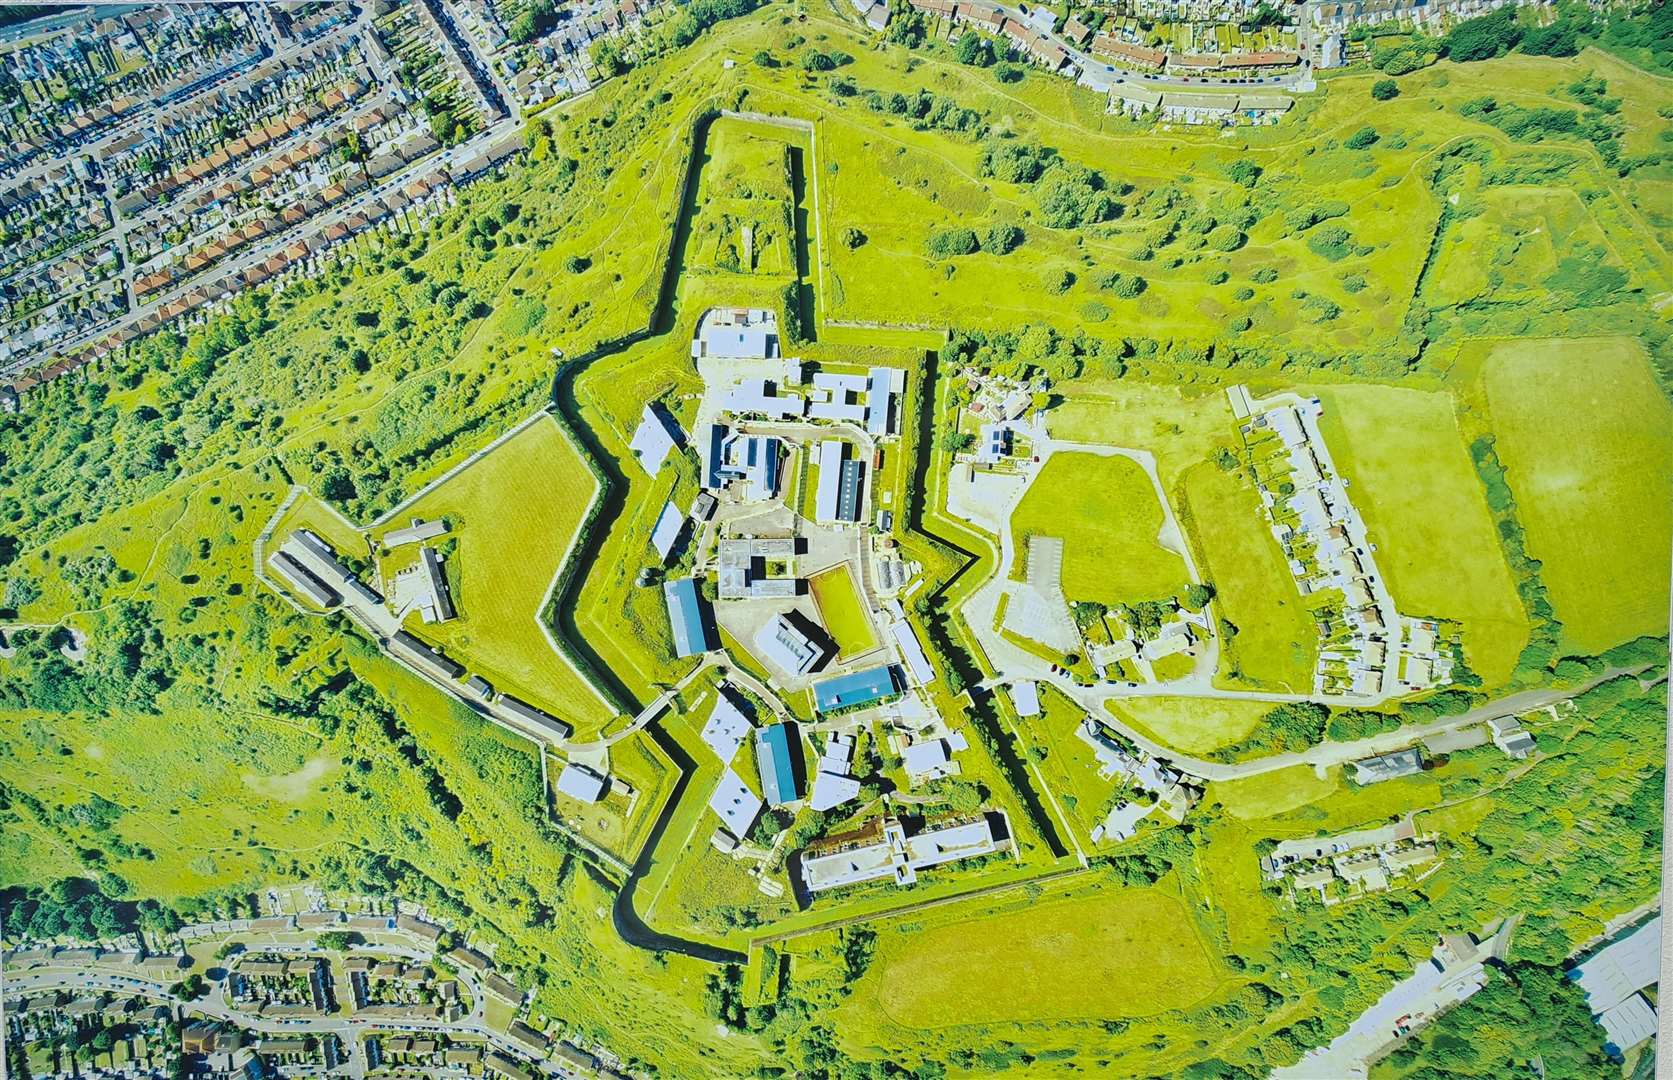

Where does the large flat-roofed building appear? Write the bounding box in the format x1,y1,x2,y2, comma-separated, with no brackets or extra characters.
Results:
1573,916,1662,1056
267,551,339,608
801,814,1010,893
890,619,936,686
387,630,465,681
756,722,801,806
418,547,455,622
663,577,715,658
691,307,778,359
814,440,863,523
555,762,608,803
701,425,782,502
754,612,824,676
813,665,898,713
727,378,804,420
628,402,683,474
493,695,573,742
649,500,685,563
717,537,797,600
700,687,751,763
709,766,764,838
1351,748,1424,785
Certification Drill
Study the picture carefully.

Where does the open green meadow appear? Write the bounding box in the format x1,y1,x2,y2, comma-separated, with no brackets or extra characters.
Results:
856,881,1223,1028
1476,337,1673,654
1180,460,1318,691
1313,383,1529,685
1011,451,1189,608
1107,697,1274,757
373,416,618,732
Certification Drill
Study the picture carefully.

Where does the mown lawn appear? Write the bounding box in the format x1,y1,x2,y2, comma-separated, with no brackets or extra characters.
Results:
865,880,1223,1026
1012,451,1189,608
1479,337,1673,655
1313,383,1528,686
373,415,618,732
1181,460,1317,692
1108,697,1274,757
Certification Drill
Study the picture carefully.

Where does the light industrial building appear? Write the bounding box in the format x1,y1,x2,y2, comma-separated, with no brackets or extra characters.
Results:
755,722,801,806
754,613,825,676
813,665,898,713
701,424,781,502
700,688,751,763
663,577,715,658
649,500,685,562
717,537,797,600
628,402,683,474
383,518,449,548
555,762,609,803
814,440,864,524
708,767,764,839
691,307,778,359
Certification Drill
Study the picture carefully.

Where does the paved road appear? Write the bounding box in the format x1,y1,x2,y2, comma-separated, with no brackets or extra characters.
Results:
5,957,580,1080
1036,667,1646,782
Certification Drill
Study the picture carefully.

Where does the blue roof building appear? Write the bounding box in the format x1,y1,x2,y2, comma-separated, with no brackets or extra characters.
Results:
663,577,714,658
813,665,899,713
756,722,801,806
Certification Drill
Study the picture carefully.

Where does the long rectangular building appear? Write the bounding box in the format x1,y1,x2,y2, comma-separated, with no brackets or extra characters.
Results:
267,550,339,608
387,630,465,681
493,695,573,742
664,577,715,657
813,665,898,713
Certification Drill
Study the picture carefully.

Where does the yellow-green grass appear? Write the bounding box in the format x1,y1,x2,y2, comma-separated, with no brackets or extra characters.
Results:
808,564,877,659
862,883,1222,1027
1012,452,1189,608
1312,383,1528,685
374,416,616,731
1047,379,1238,488
1108,697,1273,757
1022,685,1119,846
689,117,796,277
1181,461,1317,691
1478,337,1673,654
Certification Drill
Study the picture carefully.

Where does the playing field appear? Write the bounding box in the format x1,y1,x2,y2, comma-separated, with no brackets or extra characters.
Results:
808,563,877,659
1108,697,1274,757
868,884,1221,1026
1479,338,1673,654
1182,460,1317,691
1313,384,1528,686
1012,451,1190,608
374,416,617,730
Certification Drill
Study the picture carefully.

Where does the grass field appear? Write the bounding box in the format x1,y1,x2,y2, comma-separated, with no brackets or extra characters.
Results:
1478,338,1673,655
1181,460,1317,691
863,881,1222,1026
808,564,877,659
371,415,618,732
1313,384,1529,686
1012,452,1190,608
1108,697,1274,757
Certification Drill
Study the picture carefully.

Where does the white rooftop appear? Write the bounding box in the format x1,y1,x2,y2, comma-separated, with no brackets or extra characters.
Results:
628,404,682,475
555,763,609,803
708,768,763,838
649,500,684,562
1010,681,1041,718
700,690,752,764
